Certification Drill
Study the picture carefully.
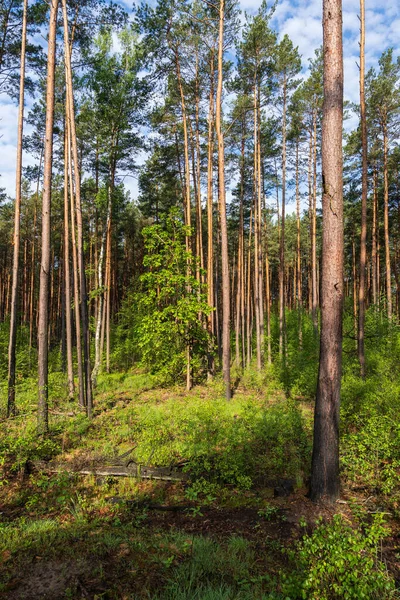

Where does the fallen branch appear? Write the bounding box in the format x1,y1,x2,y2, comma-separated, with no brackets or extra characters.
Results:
28,460,188,482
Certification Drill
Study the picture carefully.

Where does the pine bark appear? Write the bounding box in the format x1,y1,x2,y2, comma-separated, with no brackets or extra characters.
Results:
64,127,74,399
358,0,367,377
7,0,28,417
310,0,344,502
37,0,58,434
383,123,391,319
279,74,287,358
62,0,92,416
216,0,230,400
207,50,215,377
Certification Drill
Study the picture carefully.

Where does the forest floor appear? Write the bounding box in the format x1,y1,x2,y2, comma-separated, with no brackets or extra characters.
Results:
0,370,399,599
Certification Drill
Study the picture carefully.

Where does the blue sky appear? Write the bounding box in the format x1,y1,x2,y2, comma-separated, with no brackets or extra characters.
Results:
0,0,398,208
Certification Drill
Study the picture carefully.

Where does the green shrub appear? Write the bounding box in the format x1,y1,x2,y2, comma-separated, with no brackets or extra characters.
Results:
282,514,397,599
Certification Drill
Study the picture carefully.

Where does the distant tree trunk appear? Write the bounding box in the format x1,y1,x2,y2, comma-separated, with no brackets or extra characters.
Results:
358,0,367,377
312,111,318,333
352,236,357,345
174,48,192,391
296,139,303,346
207,50,215,377
279,73,287,358
256,97,264,355
296,139,302,309
310,0,344,503
64,127,74,400
216,0,230,400
105,204,112,374
236,123,245,368
246,208,253,367
253,80,262,370
194,49,204,279
68,122,85,408
92,182,112,386
7,0,28,418
383,122,391,319
37,0,58,435
372,166,378,306
62,0,92,417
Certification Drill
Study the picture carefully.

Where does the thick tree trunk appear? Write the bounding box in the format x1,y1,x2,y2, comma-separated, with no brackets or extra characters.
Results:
310,0,344,502
7,0,28,418
37,0,58,435
216,0,230,400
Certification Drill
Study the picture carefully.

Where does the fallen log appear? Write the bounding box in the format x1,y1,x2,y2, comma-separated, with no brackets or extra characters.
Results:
27,460,188,482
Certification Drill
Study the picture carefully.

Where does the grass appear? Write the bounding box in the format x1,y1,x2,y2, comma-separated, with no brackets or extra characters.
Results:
0,350,399,598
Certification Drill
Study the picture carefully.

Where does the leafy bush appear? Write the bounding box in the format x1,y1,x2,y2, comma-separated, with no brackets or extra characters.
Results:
282,514,397,599
125,395,310,488
114,212,212,384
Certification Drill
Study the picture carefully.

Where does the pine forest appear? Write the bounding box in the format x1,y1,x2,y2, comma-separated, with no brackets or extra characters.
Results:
0,0,400,597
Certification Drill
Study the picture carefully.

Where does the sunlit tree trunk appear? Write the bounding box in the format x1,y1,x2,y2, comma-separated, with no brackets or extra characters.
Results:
372,166,378,306
7,0,28,417
216,0,230,400
68,123,85,408
64,127,74,400
253,80,262,370
312,111,318,333
383,122,391,319
358,0,367,376
207,50,215,377
279,73,287,358
62,0,92,417
37,0,58,434
310,0,344,502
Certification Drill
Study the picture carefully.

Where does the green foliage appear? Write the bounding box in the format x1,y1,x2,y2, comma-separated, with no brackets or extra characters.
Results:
123,394,310,488
115,212,212,384
340,310,400,505
282,514,397,599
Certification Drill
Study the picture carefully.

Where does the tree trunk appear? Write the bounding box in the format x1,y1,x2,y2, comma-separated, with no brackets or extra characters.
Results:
310,0,344,502
358,0,367,377
253,81,262,370
372,166,378,306
216,0,230,400
235,122,245,368
68,122,85,409
312,111,318,333
7,0,28,418
37,0,58,435
207,50,215,377
92,183,112,386
279,74,287,358
383,123,391,319
62,0,92,417
64,127,74,400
